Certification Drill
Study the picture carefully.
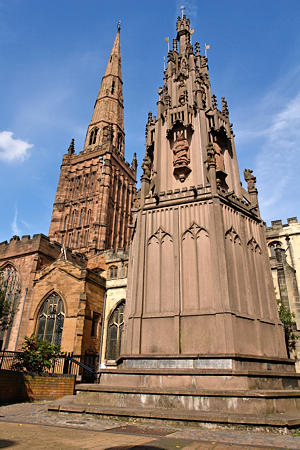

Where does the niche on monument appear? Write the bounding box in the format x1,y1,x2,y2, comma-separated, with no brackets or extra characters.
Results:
168,123,193,182
211,127,232,190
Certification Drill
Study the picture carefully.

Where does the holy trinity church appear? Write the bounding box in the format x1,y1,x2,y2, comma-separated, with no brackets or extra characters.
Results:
1,15,300,376
0,23,136,358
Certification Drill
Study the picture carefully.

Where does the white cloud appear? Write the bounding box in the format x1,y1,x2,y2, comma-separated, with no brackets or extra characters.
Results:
11,208,20,236
235,65,300,222
0,131,33,162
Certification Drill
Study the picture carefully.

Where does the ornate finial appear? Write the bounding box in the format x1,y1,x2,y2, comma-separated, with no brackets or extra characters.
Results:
67,138,75,155
180,5,185,18
117,20,121,31
244,169,256,191
131,153,137,172
221,96,229,117
212,94,217,109
195,42,200,56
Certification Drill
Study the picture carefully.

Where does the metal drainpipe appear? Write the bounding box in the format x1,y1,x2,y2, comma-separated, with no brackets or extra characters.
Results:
97,290,107,382
14,288,28,350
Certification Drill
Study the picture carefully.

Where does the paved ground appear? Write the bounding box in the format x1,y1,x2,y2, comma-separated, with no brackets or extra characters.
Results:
1,401,300,449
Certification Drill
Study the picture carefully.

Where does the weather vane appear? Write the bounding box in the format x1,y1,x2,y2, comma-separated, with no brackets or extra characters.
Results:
180,5,185,18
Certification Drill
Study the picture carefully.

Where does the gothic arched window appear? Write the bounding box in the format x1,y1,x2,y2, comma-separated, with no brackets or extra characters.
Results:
0,264,21,349
89,127,98,145
269,241,282,258
84,229,89,247
106,300,125,361
109,265,118,279
36,292,65,346
86,210,91,225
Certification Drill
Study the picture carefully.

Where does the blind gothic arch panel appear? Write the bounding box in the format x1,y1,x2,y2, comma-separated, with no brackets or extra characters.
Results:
36,292,65,346
106,300,125,361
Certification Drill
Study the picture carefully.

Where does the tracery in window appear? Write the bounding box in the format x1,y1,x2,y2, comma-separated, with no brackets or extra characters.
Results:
0,264,21,349
106,300,125,361
269,241,282,258
89,127,98,145
36,292,65,346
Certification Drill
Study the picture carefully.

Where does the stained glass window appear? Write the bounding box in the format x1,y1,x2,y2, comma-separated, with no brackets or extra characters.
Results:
106,300,125,361
36,292,65,346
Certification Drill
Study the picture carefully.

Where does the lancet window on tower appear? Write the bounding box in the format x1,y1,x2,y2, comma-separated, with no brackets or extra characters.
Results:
111,80,115,94
89,127,99,145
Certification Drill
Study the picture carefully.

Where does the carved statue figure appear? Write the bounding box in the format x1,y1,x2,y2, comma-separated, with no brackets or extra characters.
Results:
206,143,216,165
141,155,151,178
244,168,256,190
213,139,225,172
173,132,190,166
133,189,141,209
178,77,187,106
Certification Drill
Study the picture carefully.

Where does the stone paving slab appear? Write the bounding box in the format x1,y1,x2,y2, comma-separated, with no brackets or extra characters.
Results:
1,401,300,449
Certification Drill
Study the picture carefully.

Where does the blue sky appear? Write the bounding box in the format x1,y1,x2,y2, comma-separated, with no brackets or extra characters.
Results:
0,0,300,242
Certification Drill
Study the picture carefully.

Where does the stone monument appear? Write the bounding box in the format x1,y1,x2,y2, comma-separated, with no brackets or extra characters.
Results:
70,13,300,427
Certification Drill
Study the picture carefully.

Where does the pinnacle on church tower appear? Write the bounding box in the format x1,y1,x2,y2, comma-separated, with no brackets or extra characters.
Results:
48,24,136,254
83,22,124,156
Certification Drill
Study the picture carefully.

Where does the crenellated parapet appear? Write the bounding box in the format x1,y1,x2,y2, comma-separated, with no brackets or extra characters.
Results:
0,233,86,267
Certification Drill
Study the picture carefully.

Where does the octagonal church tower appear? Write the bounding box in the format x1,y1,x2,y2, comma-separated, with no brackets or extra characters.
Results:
122,14,287,365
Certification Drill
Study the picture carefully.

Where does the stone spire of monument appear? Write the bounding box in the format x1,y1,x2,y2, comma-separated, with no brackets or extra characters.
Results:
83,22,125,155
140,12,244,199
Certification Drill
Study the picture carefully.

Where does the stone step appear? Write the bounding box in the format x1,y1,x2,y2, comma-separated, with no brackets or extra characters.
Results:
49,402,300,428
76,384,300,397
99,367,300,377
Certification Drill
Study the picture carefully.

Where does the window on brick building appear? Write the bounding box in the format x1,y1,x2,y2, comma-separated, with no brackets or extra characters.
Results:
106,300,125,361
36,292,65,346
109,265,118,279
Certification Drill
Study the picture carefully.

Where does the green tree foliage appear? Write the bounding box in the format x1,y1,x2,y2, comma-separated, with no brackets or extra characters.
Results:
0,272,16,331
14,335,62,374
277,300,299,357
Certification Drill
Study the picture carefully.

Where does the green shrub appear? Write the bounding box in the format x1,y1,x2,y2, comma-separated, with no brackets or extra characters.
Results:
14,335,62,374
277,300,299,358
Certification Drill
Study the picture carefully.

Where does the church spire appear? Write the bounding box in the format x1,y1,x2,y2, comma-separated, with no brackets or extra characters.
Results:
83,23,125,155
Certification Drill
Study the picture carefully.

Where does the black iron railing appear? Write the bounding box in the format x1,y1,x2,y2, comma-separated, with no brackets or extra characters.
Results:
0,351,98,382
